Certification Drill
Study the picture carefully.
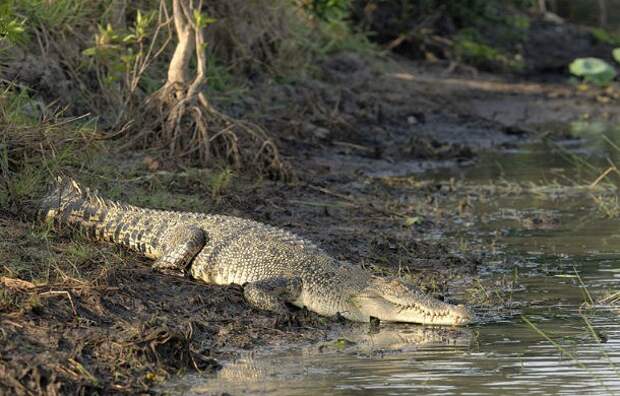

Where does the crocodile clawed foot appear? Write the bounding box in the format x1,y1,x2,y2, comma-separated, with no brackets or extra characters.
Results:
273,310,300,329
152,263,186,278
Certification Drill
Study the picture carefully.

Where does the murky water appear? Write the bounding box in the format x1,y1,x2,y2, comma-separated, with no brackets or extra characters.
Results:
171,125,620,395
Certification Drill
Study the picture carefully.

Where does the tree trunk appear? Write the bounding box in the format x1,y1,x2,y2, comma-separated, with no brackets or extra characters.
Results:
598,0,608,27
166,0,196,87
537,0,546,14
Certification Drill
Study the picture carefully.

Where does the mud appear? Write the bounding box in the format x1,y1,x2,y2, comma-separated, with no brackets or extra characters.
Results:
3,44,620,394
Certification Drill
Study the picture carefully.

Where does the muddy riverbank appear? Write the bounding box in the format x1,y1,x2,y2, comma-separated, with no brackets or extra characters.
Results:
172,132,620,395
2,50,620,394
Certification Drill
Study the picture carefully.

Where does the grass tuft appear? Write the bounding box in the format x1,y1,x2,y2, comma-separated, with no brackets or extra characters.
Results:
0,86,101,211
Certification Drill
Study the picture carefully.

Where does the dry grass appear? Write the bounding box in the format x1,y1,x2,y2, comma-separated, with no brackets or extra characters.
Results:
204,0,311,75
0,87,102,213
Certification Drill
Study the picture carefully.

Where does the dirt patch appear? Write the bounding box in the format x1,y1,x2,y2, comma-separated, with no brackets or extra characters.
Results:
243,52,527,167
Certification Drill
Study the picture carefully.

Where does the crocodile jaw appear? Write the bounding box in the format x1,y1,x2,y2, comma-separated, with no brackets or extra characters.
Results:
346,277,473,325
348,296,472,325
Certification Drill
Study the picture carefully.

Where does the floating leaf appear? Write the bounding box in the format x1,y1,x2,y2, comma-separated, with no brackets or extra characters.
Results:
570,57,613,76
569,57,616,86
613,48,620,64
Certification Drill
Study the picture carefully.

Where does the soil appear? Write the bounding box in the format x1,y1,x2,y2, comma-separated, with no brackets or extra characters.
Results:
3,24,620,396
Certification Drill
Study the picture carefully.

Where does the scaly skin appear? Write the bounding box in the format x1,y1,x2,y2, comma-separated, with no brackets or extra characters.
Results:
39,177,473,325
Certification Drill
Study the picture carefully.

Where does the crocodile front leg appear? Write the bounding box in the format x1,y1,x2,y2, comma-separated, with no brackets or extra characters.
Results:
243,276,302,314
152,224,206,277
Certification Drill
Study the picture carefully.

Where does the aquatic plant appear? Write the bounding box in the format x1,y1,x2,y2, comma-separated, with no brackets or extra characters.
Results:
523,268,619,392
569,43,620,86
569,57,617,86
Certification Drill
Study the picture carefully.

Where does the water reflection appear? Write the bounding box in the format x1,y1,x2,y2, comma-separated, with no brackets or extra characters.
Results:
179,326,476,395
175,299,619,396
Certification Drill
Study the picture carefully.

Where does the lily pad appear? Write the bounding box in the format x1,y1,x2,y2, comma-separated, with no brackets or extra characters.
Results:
569,57,616,86
613,48,620,64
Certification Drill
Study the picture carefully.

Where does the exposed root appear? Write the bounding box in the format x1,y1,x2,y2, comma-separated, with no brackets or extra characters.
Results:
146,84,285,176
133,0,288,178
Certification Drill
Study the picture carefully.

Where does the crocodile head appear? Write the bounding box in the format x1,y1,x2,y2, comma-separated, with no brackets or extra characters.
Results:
345,277,473,325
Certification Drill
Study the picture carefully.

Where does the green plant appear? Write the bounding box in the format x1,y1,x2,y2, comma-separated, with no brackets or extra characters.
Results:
78,6,175,126
591,28,620,46
82,10,157,90
315,18,377,55
302,0,351,22
454,29,524,72
0,87,100,209
203,55,235,93
0,288,19,312
349,0,532,70
19,0,85,29
0,2,26,46
569,57,617,86
569,45,620,86
205,168,234,199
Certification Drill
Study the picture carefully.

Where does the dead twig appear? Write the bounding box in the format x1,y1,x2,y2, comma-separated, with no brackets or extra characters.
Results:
0,319,24,329
589,165,617,189
38,290,78,316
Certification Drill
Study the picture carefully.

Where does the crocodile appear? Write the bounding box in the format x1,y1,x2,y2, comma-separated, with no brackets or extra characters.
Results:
37,177,473,325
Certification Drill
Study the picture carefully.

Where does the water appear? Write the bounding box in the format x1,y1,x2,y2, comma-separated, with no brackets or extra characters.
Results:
172,125,620,395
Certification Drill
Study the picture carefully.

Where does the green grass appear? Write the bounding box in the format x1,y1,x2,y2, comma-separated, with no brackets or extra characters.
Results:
0,83,114,287
312,19,378,57
453,29,524,72
591,27,620,46
21,0,87,29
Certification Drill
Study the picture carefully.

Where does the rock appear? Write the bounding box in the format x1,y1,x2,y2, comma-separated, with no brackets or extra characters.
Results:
523,19,615,73
320,52,372,84
313,127,331,139
302,122,331,139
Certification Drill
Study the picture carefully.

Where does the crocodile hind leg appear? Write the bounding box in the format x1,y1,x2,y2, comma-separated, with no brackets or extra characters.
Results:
243,276,302,314
152,224,206,277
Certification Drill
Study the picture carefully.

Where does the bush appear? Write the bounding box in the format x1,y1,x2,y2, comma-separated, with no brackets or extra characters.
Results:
301,0,351,21
349,0,533,70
